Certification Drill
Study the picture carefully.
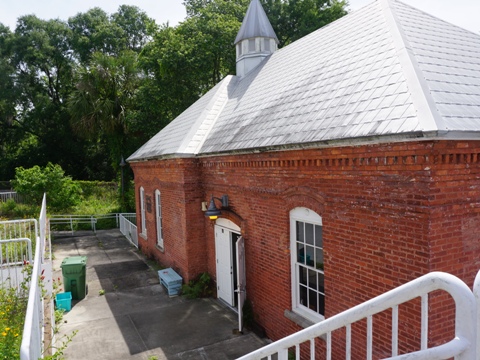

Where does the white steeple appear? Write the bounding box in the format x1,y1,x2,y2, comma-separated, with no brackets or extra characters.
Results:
234,0,279,77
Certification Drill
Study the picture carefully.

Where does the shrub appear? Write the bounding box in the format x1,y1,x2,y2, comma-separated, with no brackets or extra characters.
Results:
182,272,213,299
0,265,31,358
11,163,81,211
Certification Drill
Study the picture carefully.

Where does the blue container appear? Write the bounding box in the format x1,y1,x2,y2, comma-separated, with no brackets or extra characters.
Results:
56,292,72,312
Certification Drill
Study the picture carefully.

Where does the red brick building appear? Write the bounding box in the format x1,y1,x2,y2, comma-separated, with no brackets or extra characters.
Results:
128,0,480,355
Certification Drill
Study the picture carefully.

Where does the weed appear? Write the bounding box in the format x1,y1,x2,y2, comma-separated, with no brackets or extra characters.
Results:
182,272,212,299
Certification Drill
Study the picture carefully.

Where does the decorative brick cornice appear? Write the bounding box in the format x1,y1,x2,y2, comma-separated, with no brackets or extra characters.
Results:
199,152,480,169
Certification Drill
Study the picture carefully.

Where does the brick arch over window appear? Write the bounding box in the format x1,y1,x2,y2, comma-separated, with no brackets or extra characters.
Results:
282,186,326,215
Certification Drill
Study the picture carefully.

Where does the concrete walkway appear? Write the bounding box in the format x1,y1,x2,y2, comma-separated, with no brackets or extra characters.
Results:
52,230,269,360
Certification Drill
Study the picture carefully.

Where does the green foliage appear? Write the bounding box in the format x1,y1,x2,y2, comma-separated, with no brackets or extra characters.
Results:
0,1,348,181
0,200,39,219
54,309,65,324
12,163,81,211
182,272,213,299
0,265,31,359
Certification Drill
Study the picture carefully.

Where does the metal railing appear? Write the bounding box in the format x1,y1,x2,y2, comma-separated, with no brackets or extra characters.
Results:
49,213,136,235
49,214,98,234
20,194,52,360
238,271,478,360
0,238,32,290
0,191,22,203
119,213,138,248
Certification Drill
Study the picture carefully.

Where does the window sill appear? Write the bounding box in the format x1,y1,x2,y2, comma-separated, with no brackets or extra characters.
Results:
140,233,147,240
155,245,164,253
284,310,326,341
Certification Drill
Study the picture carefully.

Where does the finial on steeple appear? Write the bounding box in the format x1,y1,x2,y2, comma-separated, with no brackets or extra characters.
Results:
235,0,279,77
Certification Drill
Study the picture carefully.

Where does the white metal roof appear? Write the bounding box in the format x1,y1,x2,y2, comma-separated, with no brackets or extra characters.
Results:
128,0,480,162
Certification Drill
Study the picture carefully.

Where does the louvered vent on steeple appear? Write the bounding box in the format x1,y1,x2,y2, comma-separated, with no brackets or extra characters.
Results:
235,0,279,77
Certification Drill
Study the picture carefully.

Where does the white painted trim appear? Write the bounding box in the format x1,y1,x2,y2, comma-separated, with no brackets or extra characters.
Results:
215,217,241,232
140,186,146,237
155,189,163,250
290,207,324,323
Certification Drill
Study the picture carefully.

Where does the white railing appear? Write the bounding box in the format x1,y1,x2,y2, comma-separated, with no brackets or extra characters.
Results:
474,271,480,355
238,271,478,360
119,213,138,248
0,238,32,290
20,194,53,360
49,213,136,235
0,191,22,203
49,214,98,234
0,219,37,245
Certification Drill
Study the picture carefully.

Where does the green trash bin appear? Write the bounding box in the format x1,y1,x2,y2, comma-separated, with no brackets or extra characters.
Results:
61,256,87,300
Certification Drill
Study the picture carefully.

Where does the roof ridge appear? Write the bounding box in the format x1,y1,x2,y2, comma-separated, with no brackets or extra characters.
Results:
381,0,446,132
181,75,237,154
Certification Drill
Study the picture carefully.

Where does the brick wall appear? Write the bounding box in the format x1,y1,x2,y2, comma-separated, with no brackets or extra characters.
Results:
130,140,480,356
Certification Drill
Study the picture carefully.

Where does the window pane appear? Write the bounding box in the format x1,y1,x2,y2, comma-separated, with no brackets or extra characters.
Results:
309,289,318,312
305,223,314,245
299,284,307,306
308,268,317,289
299,265,307,286
315,248,324,270
318,293,325,316
305,245,314,267
296,221,304,243
318,273,325,293
297,243,305,264
315,225,323,248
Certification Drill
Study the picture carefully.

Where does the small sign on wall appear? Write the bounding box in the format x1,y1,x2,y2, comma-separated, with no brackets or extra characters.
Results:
146,195,152,213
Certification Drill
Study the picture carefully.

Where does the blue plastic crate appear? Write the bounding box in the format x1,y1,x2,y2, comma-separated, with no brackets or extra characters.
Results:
56,292,72,312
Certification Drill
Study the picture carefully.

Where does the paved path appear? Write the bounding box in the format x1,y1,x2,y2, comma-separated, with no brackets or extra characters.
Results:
53,230,269,360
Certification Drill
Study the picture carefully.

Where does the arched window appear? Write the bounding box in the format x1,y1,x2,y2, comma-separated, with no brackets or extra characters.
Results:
140,187,146,237
290,207,324,321
155,190,163,250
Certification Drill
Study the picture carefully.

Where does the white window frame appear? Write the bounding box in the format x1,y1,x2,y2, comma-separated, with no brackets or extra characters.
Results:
155,189,163,250
140,186,146,238
290,207,324,322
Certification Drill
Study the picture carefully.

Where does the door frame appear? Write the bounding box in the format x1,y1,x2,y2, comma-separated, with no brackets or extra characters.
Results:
214,219,241,307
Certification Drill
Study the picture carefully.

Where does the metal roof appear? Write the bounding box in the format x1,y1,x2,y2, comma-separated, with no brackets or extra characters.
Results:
234,0,278,45
128,0,480,162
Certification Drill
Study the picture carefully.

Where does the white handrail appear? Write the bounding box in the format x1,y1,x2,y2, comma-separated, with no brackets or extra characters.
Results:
237,271,477,360
473,271,480,357
20,194,50,360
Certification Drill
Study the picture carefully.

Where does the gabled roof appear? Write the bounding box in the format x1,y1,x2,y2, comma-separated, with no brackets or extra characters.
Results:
128,0,480,162
234,0,278,45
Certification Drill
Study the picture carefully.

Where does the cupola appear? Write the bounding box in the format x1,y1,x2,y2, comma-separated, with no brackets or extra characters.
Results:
234,0,279,77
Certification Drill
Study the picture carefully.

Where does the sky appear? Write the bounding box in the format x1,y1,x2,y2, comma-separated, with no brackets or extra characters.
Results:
0,0,478,34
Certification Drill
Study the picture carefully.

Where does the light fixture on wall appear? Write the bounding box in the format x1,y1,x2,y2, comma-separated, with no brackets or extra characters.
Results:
204,194,229,220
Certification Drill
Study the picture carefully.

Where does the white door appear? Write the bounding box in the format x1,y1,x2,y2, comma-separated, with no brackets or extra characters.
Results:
236,236,246,332
215,225,234,305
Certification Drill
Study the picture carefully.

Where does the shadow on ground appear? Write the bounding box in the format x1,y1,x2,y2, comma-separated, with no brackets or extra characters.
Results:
52,230,269,360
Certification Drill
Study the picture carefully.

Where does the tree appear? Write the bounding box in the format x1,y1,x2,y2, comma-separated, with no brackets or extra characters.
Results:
68,8,124,63
112,5,156,52
263,0,348,46
68,50,141,171
12,163,81,210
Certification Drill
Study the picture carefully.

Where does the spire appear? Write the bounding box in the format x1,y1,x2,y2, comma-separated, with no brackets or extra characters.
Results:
235,0,278,77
